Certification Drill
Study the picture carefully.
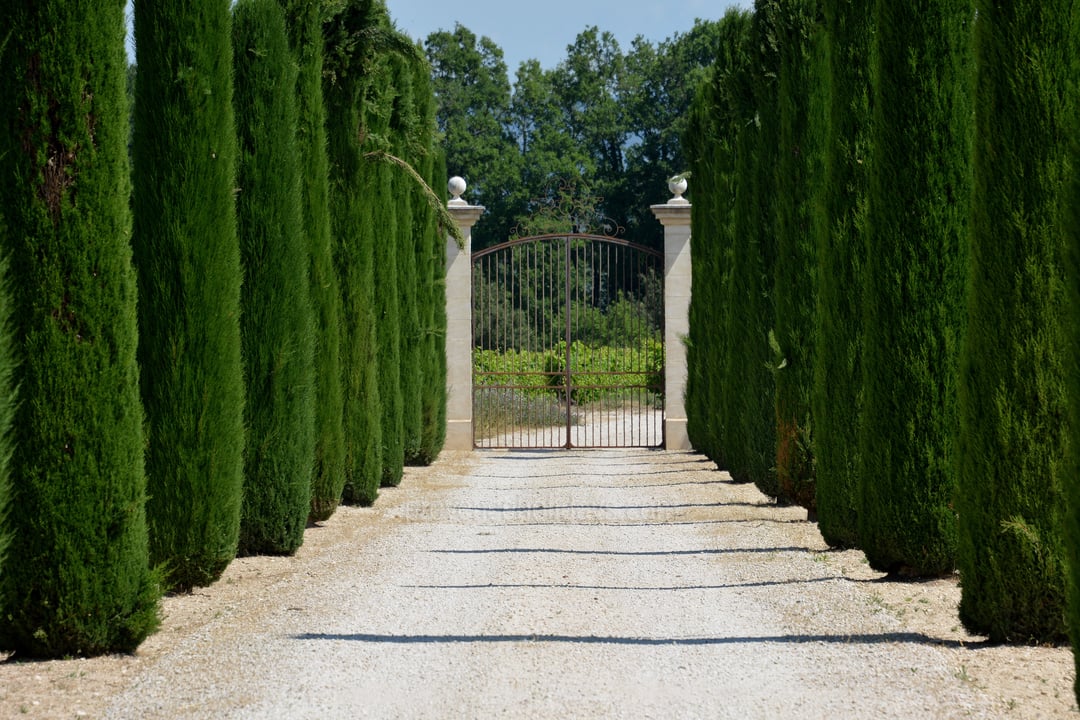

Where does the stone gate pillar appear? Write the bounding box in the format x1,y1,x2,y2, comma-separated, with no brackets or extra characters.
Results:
445,176,484,450
651,178,693,451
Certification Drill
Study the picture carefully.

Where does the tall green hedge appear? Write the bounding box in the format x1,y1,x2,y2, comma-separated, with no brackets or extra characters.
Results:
859,0,973,575
233,0,316,556
324,0,384,505
0,256,10,575
279,0,346,523
684,69,727,464
811,0,872,549
683,9,752,467
956,0,1070,642
418,145,449,463
370,85,405,488
133,0,247,589
1066,12,1080,694
772,0,820,512
396,59,425,466
0,0,160,655
723,0,781,495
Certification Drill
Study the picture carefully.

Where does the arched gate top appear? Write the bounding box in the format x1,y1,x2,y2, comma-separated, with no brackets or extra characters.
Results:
472,233,664,262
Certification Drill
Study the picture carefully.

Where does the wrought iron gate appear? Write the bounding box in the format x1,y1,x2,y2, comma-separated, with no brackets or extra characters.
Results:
472,233,664,449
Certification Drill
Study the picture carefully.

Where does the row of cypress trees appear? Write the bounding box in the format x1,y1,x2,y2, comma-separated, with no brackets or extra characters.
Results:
0,0,447,658
685,0,1080,676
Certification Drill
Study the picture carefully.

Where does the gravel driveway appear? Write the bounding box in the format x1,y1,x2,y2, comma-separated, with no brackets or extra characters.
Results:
78,449,1072,718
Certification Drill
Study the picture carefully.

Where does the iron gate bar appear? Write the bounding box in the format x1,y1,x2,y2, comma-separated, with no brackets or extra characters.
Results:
564,233,572,447
472,233,664,450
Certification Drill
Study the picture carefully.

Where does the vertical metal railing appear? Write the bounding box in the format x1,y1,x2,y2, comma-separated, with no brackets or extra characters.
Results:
473,234,663,449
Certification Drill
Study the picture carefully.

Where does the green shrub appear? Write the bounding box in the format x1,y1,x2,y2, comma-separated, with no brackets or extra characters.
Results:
278,0,346,523
956,0,1070,642
475,341,663,406
811,0,872,549
859,0,973,575
233,0,316,555
546,340,663,404
474,348,555,397
0,0,160,655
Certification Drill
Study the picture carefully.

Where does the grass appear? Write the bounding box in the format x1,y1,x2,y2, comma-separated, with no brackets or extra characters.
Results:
473,388,582,438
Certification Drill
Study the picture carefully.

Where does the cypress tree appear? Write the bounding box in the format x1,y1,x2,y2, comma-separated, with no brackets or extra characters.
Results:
860,0,973,575
0,256,10,575
0,0,160,655
279,0,346,523
397,59,426,467
772,0,820,513
373,81,405,488
400,181,424,466
956,0,1070,642
1065,4,1080,692
724,0,780,496
684,70,726,463
133,0,246,589
233,0,316,556
684,9,751,466
811,0,872,549
418,145,449,463
399,120,423,464
324,0,384,505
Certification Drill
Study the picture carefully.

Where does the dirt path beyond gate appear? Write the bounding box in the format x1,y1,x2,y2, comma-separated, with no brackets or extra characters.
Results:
1,449,1075,718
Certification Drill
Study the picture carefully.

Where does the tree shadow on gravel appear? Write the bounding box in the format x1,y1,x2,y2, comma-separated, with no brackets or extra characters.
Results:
470,468,715,479
482,518,807,527
399,577,837,591
291,631,985,649
476,479,732,490
449,501,771,512
427,546,815,556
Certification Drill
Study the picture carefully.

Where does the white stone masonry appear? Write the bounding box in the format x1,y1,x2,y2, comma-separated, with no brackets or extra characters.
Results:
651,178,692,451
445,177,483,450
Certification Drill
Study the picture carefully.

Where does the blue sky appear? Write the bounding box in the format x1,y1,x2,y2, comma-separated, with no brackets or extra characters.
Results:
124,1,752,72
390,0,751,73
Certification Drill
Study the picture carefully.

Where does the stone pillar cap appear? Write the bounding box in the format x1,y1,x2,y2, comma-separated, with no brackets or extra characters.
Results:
666,175,690,205
448,176,467,206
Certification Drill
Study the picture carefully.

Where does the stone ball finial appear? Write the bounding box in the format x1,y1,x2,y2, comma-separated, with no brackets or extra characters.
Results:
667,175,688,203
448,176,467,205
